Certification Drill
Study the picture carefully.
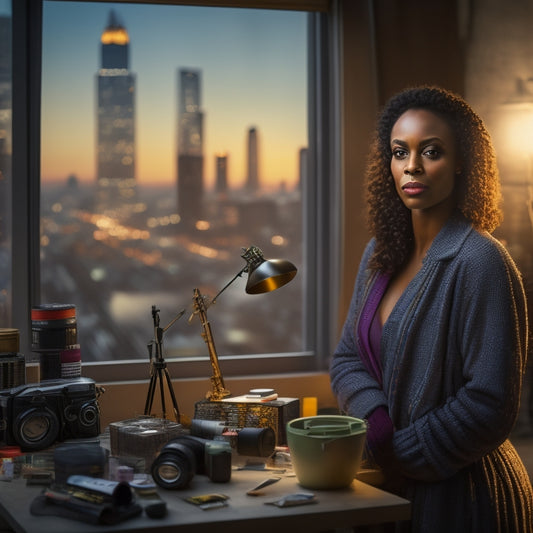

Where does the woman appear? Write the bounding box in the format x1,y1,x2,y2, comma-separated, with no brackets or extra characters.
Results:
330,86,533,532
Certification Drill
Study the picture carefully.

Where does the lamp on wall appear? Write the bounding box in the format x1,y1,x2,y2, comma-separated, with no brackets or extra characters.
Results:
499,77,533,228
144,245,297,421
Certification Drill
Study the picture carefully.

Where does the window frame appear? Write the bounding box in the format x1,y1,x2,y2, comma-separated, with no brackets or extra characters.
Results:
11,0,341,383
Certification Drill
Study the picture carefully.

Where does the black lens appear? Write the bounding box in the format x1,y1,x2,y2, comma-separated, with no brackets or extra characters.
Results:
151,443,196,489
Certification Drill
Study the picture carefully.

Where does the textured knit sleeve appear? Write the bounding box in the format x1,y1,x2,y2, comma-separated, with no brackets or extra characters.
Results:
392,236,528,481
329,240,389,420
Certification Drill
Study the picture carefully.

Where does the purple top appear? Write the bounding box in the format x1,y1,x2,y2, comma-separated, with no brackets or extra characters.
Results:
356,273,390,386
356,273,394,452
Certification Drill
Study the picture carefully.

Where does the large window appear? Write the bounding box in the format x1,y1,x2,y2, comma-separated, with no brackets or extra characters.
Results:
10,0,338,382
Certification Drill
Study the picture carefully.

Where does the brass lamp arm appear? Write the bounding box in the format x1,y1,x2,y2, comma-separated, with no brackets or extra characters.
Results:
191,288,231,401
211,266,247,306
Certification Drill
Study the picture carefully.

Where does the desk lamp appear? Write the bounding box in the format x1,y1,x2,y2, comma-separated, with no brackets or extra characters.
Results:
190,245,297,401
144,245,297,420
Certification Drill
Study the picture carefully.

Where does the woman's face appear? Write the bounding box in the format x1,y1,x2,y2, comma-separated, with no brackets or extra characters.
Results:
389,108,459,216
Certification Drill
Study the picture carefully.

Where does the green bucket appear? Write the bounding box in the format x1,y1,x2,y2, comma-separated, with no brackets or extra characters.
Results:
287,415,367,489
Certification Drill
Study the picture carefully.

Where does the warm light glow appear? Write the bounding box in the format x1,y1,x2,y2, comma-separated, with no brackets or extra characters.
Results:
101,28,129,45
499,102,533,155
195,220,210,231
186,242,219,259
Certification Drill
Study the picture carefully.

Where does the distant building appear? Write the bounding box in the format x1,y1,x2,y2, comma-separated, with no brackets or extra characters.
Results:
215,153,228,195
246,126,259,193
96,10,136,214
298,147,308,191
177,69,204,227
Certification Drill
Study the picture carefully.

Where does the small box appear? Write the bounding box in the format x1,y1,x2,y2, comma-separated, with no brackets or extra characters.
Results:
194,397,300,445
109,416,185,470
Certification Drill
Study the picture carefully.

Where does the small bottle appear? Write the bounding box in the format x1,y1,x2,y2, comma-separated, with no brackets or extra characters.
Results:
0,446,22,481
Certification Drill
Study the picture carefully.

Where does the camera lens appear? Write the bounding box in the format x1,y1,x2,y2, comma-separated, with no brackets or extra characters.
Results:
14,407,60,451
151,441,197,490
153,456,192,488
79,402,99,427
236,427,276,457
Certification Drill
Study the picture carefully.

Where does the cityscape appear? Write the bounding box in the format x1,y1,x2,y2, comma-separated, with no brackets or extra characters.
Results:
0,5,309,363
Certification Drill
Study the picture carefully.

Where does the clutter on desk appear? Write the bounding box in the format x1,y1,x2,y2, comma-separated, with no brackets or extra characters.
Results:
109,415,185,470
0,312,104,455
190,418,276,457
0,328,24,391
30,474,143,525
246,475,281,496
150,418,278,490
129,474,168,518
0,446,21,481
31,304,81,380
184,492,230,510
265,492,317,508
194,395,299,446
0,352,25,389
53,442,108,483
0,376,102,452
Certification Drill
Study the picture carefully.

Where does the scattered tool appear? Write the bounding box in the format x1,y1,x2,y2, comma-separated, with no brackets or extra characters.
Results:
246,476,281,496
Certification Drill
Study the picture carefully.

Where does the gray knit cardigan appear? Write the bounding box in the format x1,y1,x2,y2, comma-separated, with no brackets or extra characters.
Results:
330,212,533,532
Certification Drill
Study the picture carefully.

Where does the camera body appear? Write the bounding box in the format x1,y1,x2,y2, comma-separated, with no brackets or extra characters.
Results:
151,422,276,490
151,435,227,490
0,377,101,451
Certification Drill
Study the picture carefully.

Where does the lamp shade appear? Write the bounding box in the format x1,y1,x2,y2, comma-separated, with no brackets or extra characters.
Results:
245,258,297,294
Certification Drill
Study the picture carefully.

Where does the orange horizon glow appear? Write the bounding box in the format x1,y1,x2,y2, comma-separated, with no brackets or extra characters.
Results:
40,4,307,191
41,119,306,190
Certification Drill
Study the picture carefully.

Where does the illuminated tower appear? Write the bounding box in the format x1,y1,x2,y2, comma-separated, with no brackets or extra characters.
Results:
177,69,204,227
246,126,259,192
96,11,136,214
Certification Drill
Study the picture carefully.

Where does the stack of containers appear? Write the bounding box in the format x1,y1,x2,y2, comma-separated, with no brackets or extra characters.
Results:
0,328,25,389
31,304,81,380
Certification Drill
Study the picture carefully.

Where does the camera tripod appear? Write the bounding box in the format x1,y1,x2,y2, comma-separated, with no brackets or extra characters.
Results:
144,305,183,422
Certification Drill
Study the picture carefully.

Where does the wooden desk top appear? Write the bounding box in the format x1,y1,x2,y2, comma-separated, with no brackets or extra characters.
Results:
0,468,410,533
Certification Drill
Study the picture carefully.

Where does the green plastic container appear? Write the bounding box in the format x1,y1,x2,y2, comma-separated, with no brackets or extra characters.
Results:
287,415,367,489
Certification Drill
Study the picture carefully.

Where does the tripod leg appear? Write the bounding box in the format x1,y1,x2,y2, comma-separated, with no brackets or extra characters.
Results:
158,367,167,419
163,368,181,423
144,371,158,415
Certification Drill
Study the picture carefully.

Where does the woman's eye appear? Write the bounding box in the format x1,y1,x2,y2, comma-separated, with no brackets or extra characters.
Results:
392,148,407,159
423,148,441,159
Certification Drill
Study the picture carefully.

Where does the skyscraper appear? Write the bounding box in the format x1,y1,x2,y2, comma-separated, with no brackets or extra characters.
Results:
96,11,136,214
215,153,228,195
177,69,204,227
246,126,259,193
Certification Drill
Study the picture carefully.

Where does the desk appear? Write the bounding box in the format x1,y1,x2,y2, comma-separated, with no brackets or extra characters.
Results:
0,469,410,533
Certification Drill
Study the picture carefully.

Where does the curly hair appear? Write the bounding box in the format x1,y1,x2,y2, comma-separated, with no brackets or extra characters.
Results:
365,85,502,273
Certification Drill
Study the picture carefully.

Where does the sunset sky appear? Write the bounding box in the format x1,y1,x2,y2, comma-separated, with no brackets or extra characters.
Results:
38,1,308,189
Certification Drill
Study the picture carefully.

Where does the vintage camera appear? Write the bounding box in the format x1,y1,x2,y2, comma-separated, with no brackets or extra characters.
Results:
0,377,101,451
